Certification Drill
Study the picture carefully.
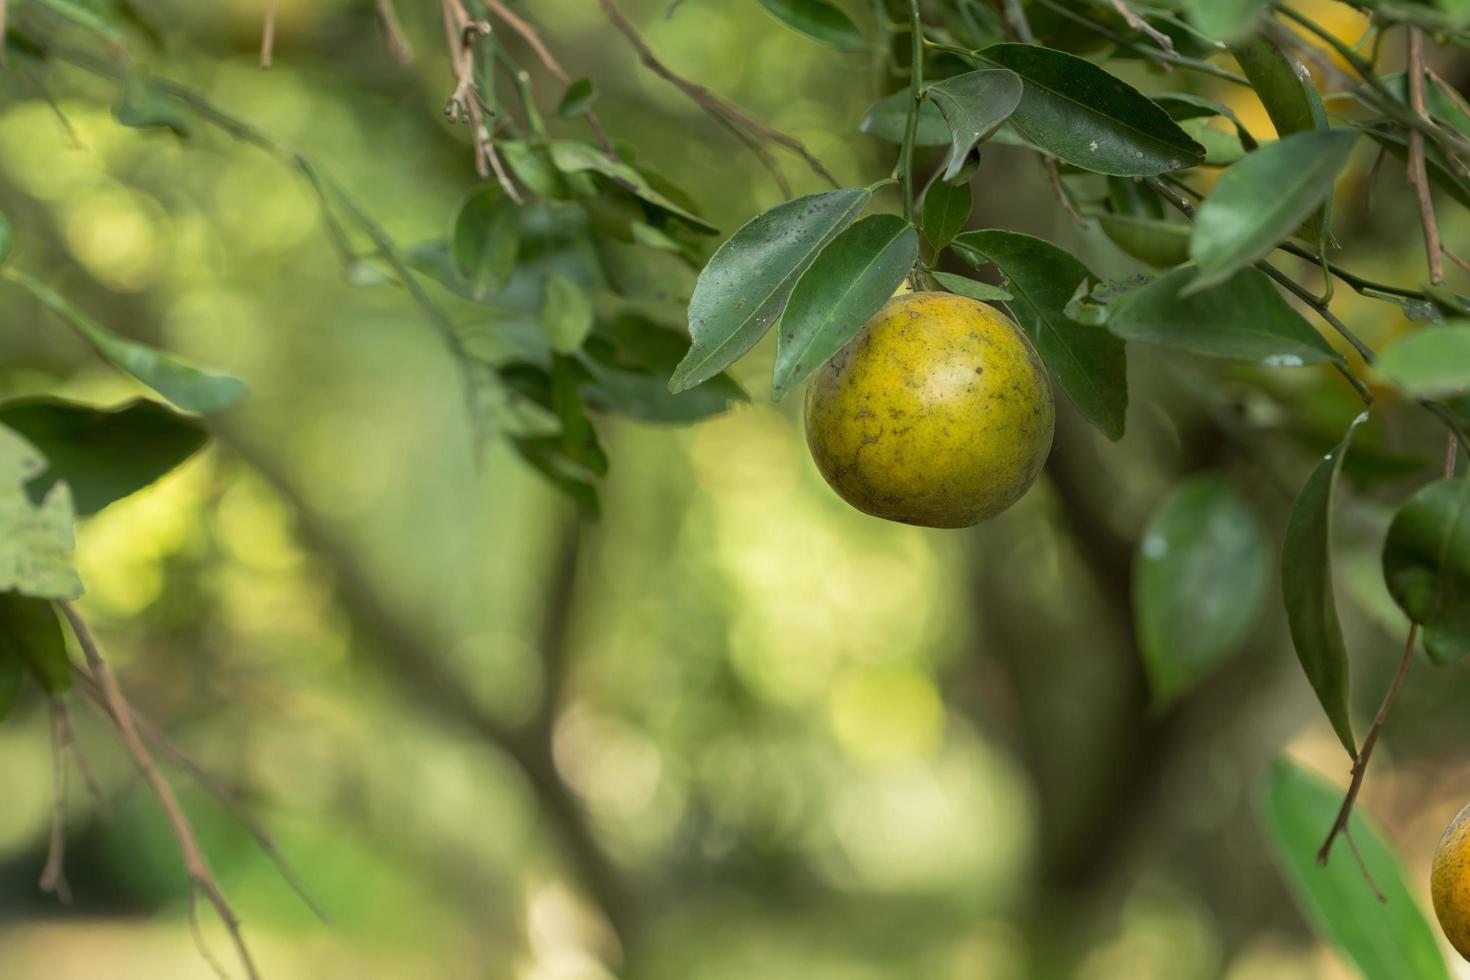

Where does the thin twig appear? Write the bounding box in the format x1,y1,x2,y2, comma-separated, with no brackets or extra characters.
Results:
70,667,329,924
1003,0,1037,43
60,604,260,980
481,0,617,157
1045,156,1087,226
441,0,524,200
375,0,415,64
597,0,839,188
1109,0,1176,58
1444,244,1470,275
1344,828,1386,902
1405,28,1445,286
39,700,73,904
259,0,279,69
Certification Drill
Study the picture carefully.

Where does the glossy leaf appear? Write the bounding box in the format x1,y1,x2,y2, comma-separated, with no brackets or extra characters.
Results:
860,91,949,145
0,424,81,601
1260,758,1451,980
1106,267,1339,365
756,0,868,52
1281,411,1367,757
1095,213,1191,267
925,69,1023,181
930,271,1011,303
1134,473,1269,708
11,272,247,414
541,274,595,354
0,593,69,694
772,214,918,399
922,178,972,251
671,187,870,392
1383,478,1470,664
977,43,1204,176
556,78,599,118
451,185,520,299
1375,323,1470,398
548,142,717,234
954,230,1128,439
0,398,207,517
1188,129,1357,293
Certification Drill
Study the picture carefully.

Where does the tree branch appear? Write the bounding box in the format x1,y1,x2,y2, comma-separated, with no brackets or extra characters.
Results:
1405,27,1445,286
259,0,279,69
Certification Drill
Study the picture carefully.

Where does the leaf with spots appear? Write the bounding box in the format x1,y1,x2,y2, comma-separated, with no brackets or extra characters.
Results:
952,230,1128,440
671,187,871,392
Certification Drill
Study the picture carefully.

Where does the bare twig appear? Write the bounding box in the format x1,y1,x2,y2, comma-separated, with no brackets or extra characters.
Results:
375,0,415,64
1344,829,1386,902
441,0,524,200
259,0,279,69
1444,244,1470,275
1045,156,1086,227
69,667,329,924
1109,0,1176,58
480,0,617,156
59,604,260,980
39,700,73,904
597,0,839,188
1405,28,1445,285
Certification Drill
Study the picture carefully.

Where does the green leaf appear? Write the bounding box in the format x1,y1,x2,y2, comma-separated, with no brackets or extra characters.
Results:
0,210,13,265
1375,323,1470,398
0,593,69,694
113,77,191,137
548,142,718,234
583,316,748,423
556,78,599,119
1154,93,1259,149
931,271,1011,302
0,648,22,722
922,178,973,250
860,90,950,145
7,271,247,414
1363,125,1470,211
756,0,868,52
953,230,1128,439
1188,129,1357,293
1134,473,1268,708
1281,411,1367,757
977,43,1205,176
1181,118,1247,166
670,187,871,392
0,398,207,517
772,215,918,400
1106,267,1339,365
550,354,608,477
1260,758,1451,980
1183,0,1268,42
513,437,599,518
0,425,81,601
924,69,1023,181
1383,478,1470,664
1096,214,1191,267
450,185,520,299
541,274,595,354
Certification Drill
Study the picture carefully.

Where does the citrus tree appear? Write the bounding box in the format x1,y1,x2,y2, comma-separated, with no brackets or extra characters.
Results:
2,0,1470,976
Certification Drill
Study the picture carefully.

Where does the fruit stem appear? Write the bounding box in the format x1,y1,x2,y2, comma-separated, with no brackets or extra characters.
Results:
899,0,923,227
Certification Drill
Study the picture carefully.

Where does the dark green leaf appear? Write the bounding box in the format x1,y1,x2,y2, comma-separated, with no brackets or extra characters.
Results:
1107,267,1339,365
0,648,22,722
772,215,918,399
1282,411,1367,757
451,185,521,299
1096,213,1191,267
1383,478,1470,664
0,398,207,517
1154,93,1259,149
670,187,871,392
583,317,747,424
1375,323,1470,398
550,354,608,477
1134,473,1269,708
925,69,1023,180
860,90,950,145
954,230,1128,439
0,593,68,694
1260,758,1451,980
977,43,1204,176
11,272,247,414
113,78,191,137
548,142,718,234
931,271,1011,302
1188,129,1357,292
513,437,599,518
756,0,868,52
0,424,81,600
556,78,599,118
542,274,595,354
1107,175,1165,219
921,178,972,251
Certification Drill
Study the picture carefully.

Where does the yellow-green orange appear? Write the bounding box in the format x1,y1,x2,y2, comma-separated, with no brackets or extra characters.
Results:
1433,802,1470,962
804,291,1054,528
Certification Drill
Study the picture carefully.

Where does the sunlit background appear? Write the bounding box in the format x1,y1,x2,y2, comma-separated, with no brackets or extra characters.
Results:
1,0,1469,977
